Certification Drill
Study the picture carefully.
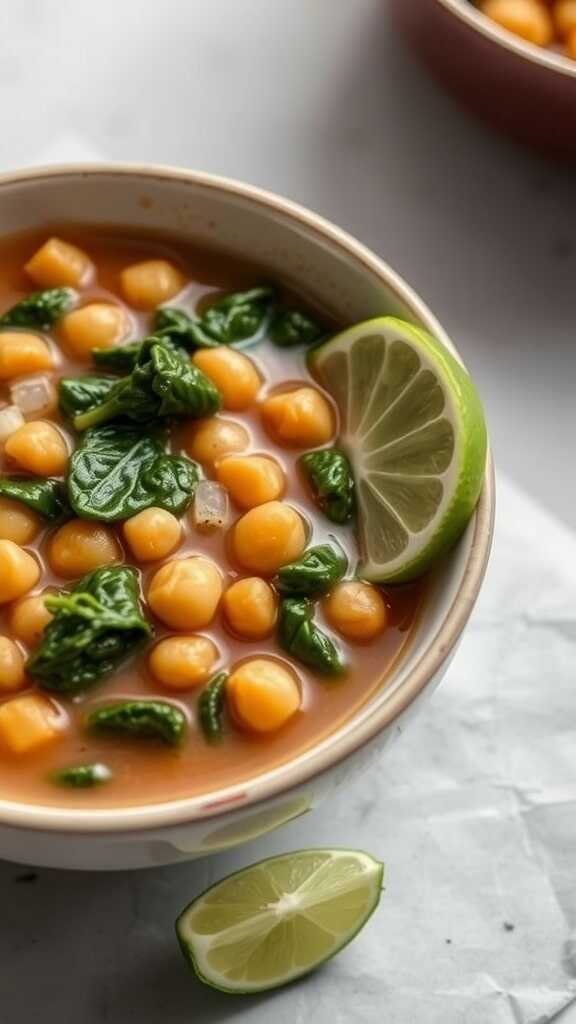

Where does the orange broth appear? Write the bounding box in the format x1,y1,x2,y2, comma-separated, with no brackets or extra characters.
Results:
0,228,423,808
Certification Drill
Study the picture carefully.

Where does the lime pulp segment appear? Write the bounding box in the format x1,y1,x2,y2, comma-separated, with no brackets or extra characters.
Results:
309,317,487,582
176,848,384,993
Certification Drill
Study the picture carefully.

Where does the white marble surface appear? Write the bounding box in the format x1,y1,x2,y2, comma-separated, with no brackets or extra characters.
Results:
0,2,574,1021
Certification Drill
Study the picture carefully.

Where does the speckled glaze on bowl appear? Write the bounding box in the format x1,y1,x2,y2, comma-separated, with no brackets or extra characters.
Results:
390,0,576,161
0,164,494,870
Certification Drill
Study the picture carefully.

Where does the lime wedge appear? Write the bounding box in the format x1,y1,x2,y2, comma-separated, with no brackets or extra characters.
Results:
176,848,383,993
309,317,487,582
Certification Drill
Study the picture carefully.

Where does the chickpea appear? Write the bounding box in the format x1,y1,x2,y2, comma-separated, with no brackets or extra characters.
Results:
192,347,261,411
124,507,181,562
0,497,42,545
59,303,128,360
49,520,122,578
228,658,300,733
0,637,26,692
261,386,335,447
216,455,285,510
233,501,306,575
324,581,388,642
0,540,40,604
223,577,277,639
183,417,250,467
567,25,576,55
0,692,64,754
0,332,54,380
120,259,185,310
9,594,53,648
149,635,218,691
148,555,222,630
480,0,554,45
556,0,576,35
5,421,68,476
24,237,93,288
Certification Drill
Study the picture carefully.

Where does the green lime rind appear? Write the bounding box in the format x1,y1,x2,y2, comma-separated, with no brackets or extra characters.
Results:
175,847,384,995
309,317,487,583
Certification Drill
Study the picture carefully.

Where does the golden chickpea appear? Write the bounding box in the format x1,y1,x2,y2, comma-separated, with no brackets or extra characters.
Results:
9,594,53,648
59,302,128,360
5,421,68,476
148,555,222,630
124,507,182,562
480,0,554,45
25,237,93,288
149,635,218,691
216,455,285,509
557,1,576,35
120,259,185,310
183,417,250,467
233,501,306,575
228,658,300,734
261,386,335,447
0,692,64,754
223,577,277,639
0,637,26,692
49,520,122,578
192,347,261,411
0,332,54,380
324,581,388,642
567,24,576,55
0,540,40,604
0,497,42,545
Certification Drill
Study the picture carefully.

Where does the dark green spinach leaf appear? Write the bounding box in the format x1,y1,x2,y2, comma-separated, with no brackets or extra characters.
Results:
270,309,323,347
0,287,76,330
67,424,200,521
27,566,152,695
160,286,275,350
0,476,69,521
276,544,348,597
74,336,221,431
92,342,143,373
59,376,118,419
300,449,355,524
198,672,228,742
51,763,112,788
86,700,187,746
278,597,343,675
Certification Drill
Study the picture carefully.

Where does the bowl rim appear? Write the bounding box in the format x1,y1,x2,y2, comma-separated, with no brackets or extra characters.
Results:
437,0,576,78
0,162,495,834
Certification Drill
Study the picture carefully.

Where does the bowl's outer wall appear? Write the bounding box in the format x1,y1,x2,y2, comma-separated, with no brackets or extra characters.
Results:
0,167,492,869
390,0,576,161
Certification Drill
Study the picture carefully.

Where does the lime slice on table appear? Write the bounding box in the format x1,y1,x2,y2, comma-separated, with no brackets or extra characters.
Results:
309,317,487,583
176,848,383,994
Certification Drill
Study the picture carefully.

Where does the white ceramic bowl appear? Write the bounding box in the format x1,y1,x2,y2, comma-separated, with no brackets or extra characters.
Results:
0,164,495,870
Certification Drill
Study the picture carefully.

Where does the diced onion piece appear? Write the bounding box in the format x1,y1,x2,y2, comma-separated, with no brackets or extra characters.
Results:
193,481,229,532
0,405,25,442
10,374,56,417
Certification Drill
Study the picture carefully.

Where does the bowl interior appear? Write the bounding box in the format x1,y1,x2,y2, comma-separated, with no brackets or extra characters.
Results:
0,165,494,831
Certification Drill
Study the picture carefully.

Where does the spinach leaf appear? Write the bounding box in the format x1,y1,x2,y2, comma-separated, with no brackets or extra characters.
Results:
276,544,348,597
27,566,152,695
74,336,221,431
158,286,275,350
0,477,70,521
278,597,343,675
300,449,355,524
86,700,187,746
59,376,118,419
67,424,200,521
92,342,143,373
270,309,323,347
0,287,76,330
51,763,112,788
198,672,228,742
